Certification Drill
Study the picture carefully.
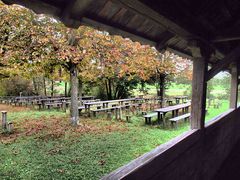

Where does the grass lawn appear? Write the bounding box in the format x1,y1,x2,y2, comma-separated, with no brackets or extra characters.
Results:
0,100,230,179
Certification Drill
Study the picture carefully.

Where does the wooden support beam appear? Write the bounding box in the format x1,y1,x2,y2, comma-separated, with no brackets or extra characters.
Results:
189,43,209,129
111,0,224,59
2,0,61,17
111,0,191,38
166,47,193,59
207,45,240,81
156,32,175,50
60,0,95,28
212,36,240,43
81,17,157,46
230,64,239,109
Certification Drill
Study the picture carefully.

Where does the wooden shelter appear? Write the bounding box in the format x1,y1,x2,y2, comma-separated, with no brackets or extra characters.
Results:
2,0,240,179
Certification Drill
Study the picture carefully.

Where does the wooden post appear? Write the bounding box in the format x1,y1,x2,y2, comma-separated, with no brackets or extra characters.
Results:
107,112,112,120
62,100,67,112
7,122,13,133
2,111,7,130
190,43,209,130
230,63,238,109
115,108,119,120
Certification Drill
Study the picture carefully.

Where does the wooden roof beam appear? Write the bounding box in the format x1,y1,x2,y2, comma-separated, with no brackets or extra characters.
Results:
111,0,191,39
156,32,175,51
165,47,193,59
60,0,95,28
212,36,240,43
111,0,224,59
207,45,240,81
2,0,61,17
81,17,157,46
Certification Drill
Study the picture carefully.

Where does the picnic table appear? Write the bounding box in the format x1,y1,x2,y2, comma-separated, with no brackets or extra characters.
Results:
84,98,141,113
155,102,191,125
175,96,188,104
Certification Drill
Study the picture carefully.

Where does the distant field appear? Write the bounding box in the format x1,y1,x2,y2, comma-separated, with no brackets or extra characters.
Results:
133,82,227,98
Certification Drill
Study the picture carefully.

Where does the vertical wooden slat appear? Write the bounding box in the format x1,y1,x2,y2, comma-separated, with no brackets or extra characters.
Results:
230,63,238,109
191,56,208,129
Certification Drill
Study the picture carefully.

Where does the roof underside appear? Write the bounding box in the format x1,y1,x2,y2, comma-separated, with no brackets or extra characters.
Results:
2,0,240,66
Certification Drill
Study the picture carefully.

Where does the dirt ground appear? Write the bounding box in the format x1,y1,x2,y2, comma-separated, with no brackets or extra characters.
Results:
0,104,31,112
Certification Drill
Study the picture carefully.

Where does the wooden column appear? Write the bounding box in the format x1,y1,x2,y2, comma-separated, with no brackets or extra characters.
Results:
190,43,209,129
229,63,238,109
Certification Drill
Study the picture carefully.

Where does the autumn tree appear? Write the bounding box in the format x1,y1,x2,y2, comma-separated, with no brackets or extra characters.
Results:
80,33,160,99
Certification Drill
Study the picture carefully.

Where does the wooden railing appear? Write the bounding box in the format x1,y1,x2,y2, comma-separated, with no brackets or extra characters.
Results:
102,108,240,180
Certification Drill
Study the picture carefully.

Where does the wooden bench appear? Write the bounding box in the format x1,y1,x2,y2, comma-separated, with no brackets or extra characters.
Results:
144,113,158,124
44,102,62,109
92,107,117,117
78,106,85,114
169,113,190,128
91,103,142,117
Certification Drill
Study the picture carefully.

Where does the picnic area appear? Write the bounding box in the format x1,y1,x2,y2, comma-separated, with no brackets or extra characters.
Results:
0,1,235,180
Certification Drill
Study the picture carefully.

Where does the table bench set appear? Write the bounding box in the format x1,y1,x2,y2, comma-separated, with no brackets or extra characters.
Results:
0,95,191,126
144,101,191,128
0,96,96,110
83,98,143,117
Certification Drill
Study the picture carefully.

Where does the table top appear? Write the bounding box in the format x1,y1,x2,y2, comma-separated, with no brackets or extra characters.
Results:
175,96,188,99
155,102,191,113
84,98,138,105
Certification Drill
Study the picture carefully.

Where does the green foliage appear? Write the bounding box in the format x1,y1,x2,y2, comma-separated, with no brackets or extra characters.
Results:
0,76,34,96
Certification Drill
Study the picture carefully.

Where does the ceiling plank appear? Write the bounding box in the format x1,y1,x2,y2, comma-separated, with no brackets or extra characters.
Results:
81,17,157,46
111,0,192,39
110,0,224,59
207,45,240,81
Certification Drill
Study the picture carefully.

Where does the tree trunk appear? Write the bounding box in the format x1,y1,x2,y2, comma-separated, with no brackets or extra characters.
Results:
70,63,79,126
65,82,68,97
43,77,47,96
159,74,165,107
32,77,38,95
79,78,83,106
108,79,112,100
105,79,109,100
51,80,54,97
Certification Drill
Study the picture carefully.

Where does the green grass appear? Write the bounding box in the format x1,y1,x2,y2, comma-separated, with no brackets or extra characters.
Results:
0,126,189,180
0,110,189,179
0,99,230,179
8,110,66,123
205,100,229,122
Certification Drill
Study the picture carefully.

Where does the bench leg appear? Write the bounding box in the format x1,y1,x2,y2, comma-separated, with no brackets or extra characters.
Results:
145,117,148,124
78,109,82,116
162,113,166,126
145,117,151,125
171,121,177,128
176,110,179,116
148,117,151,124
93,111,96,117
